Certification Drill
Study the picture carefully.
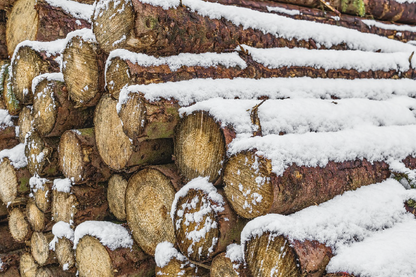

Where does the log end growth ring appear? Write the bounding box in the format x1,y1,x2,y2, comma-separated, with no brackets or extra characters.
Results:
30,232,50,266
107,174,128,221
9,208,31,243
76,235,113,277
0,158,18,204
33,79,57,137
126,168,176,256
105,57,130,99
59,130,83,183
19,252,39,277
55,237,75,270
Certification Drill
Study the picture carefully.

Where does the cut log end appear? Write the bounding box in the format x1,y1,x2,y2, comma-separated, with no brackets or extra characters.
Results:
19,252,39,277
118,92,146,141
30,232,54,266
18,106,34,144
62,36,101,106
174,111,225,183
107,174,127,221
245,233,301,277
25,131,51,176
93,0,134,53
32,79,58,137
6,0,38,57
126,168,176,256
0,158,18,204
58,130,83,183
51,190,77,224
94,94,132,170
9,208,32,243
224,152,273,219
105,57,130,99
75,235,114,277
54,237,75,271
33,184,51,213
210,252,241,277
26,200,46,232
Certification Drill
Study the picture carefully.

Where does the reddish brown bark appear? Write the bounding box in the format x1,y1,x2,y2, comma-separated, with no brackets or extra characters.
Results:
0,249,23,273
0,22,6,60
0,0,16,10
0,126,19,151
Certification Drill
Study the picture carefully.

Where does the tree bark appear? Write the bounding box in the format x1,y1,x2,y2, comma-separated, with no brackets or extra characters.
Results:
25,131,60,177
30,232,57,266
58,128,112,184
0,0,16,10
94,94,173,172
6,0,91,58
224,151,391,218
0,22,6,60
0,200,7,222
32,75,94,137
10,43,60,105
51,183,111,225
210,252,250,277
76,235,155,277
92,0,354,55
0,126,19,151
0,223,25,253
8,207,32,243
0,249,22,273
62,30,107,107
125,165,183,256
0,158,31,204
17,106,34,143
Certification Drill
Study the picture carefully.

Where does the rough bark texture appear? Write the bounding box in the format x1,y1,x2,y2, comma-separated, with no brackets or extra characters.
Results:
210,252,250,277
156,255,210,276
0,201,7,222
0,158,31,204
35,266,76,277
173,188,246,262
92,0,353,55
224,151,391,218
62,34,107,107
174,111,226,183
19,252,38,277
33,78,94,137
0,249,23,273
126,165,182,256
0,126,19,151
8,207,32,243
107,174,128,221
30,232,56,266
6,0,91,57
59,128,112,184
94,94,173,172
51,183,110,225
0,224,25,253
11,45,60,105
25,131,60,177
0,0,16,10
76,235,155,277
0,23,6,60
17,106,34,143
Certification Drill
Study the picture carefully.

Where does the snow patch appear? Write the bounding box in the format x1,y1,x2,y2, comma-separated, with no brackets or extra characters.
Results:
29,175,49,192
49,221,74,251
32,73,64,94
155,241,187,268
0,144,27,169
267,6,301,16
362,19,416,32
52,178,72,193
44,0,93,22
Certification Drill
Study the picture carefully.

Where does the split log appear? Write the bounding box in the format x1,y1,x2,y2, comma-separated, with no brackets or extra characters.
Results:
6,0,91,57
32,73,94,137
17,106,34,144
0,249,23,273
10,41,62,105
35,266,75,277
25,131,60,177
125,165,183,256
62,29,106,107
155,242,209,276
107,174,128,221
0,223,25,253
211,251,250,277
19,252,38,277
172,177,247,262
30,232,56,266
0,158,31,204
58,128,111,184
8,207,32,243
0,63,21,116
51,181,110,225
26,200,51,232
94,94,173,171
92,0,356,55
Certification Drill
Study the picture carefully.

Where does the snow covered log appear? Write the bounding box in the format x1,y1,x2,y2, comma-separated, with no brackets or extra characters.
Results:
32,74,94,138
17,106,33,144
58,128,112,184
74,222,155,276
49,222,75,271
94,94,173,171
8,207,32,243
0,157,30,205
0,224,25,253
29,176,52,214
25,131,60,177
26,199,51,233
62,29,107,107
154,242,210,276
30,231,56,266
51,180,110,225
0,249,23,274
125,165,182,256
10,40,63,105
171,178,247,262
6,0,92,57
107,174,128,221
210,249,250,277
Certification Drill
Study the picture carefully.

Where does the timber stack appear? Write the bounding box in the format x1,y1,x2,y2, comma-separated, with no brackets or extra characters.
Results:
0,0,416,276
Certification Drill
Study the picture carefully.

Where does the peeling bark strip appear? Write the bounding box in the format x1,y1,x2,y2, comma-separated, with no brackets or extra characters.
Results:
11,44,60,105
51,183,110,225
58,128,112,184
94,94,173,171
210,0,416,43
32,76,94,137
0,158,30,204
0,249,23,273
126,165,182,256
93,0,354,55
62,30,107,107
6,0,91,57
0,224,25,253
224,151,390,218
244,232,333,277
76,235,155,277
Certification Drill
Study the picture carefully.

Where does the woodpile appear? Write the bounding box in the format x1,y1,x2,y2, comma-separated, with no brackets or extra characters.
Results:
0,0,416,276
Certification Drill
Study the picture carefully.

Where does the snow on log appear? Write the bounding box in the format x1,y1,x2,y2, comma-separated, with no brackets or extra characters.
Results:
94,94,173,171
29,175,52,214
6,0,92,57
25,131,60,177
92,0,416,55
171,177,247,262
0,224,25,253
107,174,128,221
32,73,94,137
49,221,75,271
210,245,250,277
62,29,106,107
8,207,32,243
58,128,112,184
51,179,110,225
241,179,416,276
125,165,182,256
19,252,38,277
154,241,209,276
74,221,155,277
0,249,23,274
17,106,34,144
30,232,56,266
10,40,64,105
